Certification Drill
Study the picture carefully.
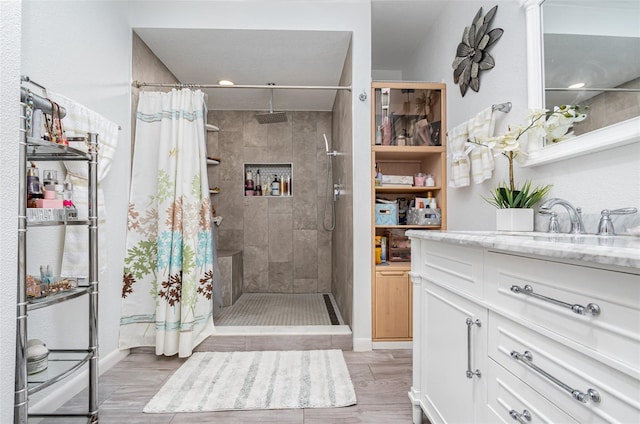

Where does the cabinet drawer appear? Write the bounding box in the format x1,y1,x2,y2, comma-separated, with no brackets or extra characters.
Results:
487,359,578,423
416,240,484,299
486,251,640,368
489,312,640,423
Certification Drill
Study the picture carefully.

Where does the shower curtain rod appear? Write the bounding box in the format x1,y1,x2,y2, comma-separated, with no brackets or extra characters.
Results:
133,80,352,91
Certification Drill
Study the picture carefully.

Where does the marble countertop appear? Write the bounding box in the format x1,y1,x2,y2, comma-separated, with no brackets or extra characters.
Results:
406,230,640,270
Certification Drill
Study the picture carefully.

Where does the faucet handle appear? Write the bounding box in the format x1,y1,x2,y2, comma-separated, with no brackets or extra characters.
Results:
547,211,560,233
597,208,638,236
610,207,638,216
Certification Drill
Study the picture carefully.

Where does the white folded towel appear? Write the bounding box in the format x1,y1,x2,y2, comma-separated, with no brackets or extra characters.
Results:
49,92,119,278
448,121,472,188
468,107,496,184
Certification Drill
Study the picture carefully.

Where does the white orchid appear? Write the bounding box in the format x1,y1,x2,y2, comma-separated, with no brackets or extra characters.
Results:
543,105,587,143
468,104,587,206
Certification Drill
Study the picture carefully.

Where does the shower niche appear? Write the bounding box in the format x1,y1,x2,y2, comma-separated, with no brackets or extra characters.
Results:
244,163,292,197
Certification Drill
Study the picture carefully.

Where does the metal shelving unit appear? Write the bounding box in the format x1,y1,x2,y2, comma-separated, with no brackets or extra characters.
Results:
16,86,99,423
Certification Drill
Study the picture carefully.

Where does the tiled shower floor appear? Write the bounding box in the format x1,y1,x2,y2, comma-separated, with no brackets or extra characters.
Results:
214,293,344,326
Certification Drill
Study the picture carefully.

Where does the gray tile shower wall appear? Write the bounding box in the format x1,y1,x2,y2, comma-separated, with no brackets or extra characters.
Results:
207,110,333,294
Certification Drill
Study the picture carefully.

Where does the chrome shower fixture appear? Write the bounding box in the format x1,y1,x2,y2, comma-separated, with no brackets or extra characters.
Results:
255,83,287,124
324,134,337,157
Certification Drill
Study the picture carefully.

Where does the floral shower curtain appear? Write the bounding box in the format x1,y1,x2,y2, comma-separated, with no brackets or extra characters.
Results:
119,89,215,357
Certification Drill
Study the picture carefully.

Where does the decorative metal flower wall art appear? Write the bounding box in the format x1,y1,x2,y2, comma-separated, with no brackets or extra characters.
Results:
452,5,504,97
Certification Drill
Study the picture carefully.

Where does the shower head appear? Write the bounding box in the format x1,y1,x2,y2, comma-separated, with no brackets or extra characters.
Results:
256,83,287,124
256,111,287,124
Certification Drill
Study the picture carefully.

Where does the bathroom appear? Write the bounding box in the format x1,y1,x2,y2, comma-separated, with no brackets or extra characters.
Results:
2,0,639,422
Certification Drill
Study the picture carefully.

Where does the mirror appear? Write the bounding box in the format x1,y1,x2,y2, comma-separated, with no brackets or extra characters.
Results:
521,0,640,166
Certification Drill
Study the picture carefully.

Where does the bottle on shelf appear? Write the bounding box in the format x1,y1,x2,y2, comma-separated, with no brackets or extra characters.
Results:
26,163,42,207
425,174,435,187
427,191,437,209
375,126,382,145
271,174,280,196
245,170,255,196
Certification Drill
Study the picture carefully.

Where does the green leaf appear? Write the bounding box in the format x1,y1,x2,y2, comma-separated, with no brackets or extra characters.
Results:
484,180,552,209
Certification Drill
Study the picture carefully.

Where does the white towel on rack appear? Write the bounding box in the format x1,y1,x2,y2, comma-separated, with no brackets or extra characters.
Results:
49,92,119,278
468,107,496,184
448,121,472,188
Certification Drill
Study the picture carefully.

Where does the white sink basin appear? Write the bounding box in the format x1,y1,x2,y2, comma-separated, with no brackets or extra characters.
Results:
495,231,640,249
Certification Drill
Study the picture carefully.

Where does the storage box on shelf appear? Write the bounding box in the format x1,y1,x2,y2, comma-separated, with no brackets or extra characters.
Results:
370,81,447,342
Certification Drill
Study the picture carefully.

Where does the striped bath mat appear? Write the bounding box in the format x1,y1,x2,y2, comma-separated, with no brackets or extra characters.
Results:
143,350,357,413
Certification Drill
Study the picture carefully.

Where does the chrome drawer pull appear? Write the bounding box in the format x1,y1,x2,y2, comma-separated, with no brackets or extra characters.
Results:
510,350,601,404
510,284,601,316
509,409,531,423
465,318,481,379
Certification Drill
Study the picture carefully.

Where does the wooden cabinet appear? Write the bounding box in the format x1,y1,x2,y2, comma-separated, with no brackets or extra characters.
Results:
371,82,446,342
373,267,412,340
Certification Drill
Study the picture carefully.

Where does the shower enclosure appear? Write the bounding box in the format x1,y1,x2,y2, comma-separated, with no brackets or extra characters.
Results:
131,31,354,336
204,110,349,328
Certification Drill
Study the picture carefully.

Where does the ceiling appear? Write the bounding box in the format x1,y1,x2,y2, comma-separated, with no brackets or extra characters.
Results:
135,1,639,112
134,0,441,111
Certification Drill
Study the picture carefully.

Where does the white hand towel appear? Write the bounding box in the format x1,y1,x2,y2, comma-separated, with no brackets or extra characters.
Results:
468,107,496,184
49,92,120,278
448,122,471,187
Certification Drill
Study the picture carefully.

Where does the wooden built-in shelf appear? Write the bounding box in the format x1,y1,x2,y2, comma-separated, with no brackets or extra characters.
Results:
371,81,447,343
375,186,441,194
376,225,440,230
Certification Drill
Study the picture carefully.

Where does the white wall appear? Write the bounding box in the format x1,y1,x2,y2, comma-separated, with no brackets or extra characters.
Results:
404,0,639,230
0,2,21,421
17,0,132,414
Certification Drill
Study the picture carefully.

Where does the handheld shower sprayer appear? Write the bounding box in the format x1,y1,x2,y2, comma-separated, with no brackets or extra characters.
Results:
322,133,338,231
324,134,337,157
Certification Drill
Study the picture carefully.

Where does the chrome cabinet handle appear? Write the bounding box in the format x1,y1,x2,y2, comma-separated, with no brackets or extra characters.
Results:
509,409,531,423
465,318,481,379
510,284,600,316
511,350,601,404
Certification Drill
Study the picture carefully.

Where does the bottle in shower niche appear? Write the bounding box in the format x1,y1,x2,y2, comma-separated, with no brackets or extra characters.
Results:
245,170,255,196
255,169,262,196
271,175,280,196
284,175,291,196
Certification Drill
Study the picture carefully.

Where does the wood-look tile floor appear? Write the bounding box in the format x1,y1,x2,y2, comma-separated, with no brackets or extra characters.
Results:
44,349,422,423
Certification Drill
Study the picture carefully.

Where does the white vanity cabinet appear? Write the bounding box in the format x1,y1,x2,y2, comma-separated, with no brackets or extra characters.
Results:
408,232,640,424
409,241,487,424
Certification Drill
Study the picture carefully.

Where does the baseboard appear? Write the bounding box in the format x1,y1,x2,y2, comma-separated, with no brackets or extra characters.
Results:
352,337,373,352
29,348,130,414
372,341,413,349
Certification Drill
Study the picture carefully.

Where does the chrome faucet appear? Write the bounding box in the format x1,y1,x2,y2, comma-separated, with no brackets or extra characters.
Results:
596,207,638,235
538,198,586,234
